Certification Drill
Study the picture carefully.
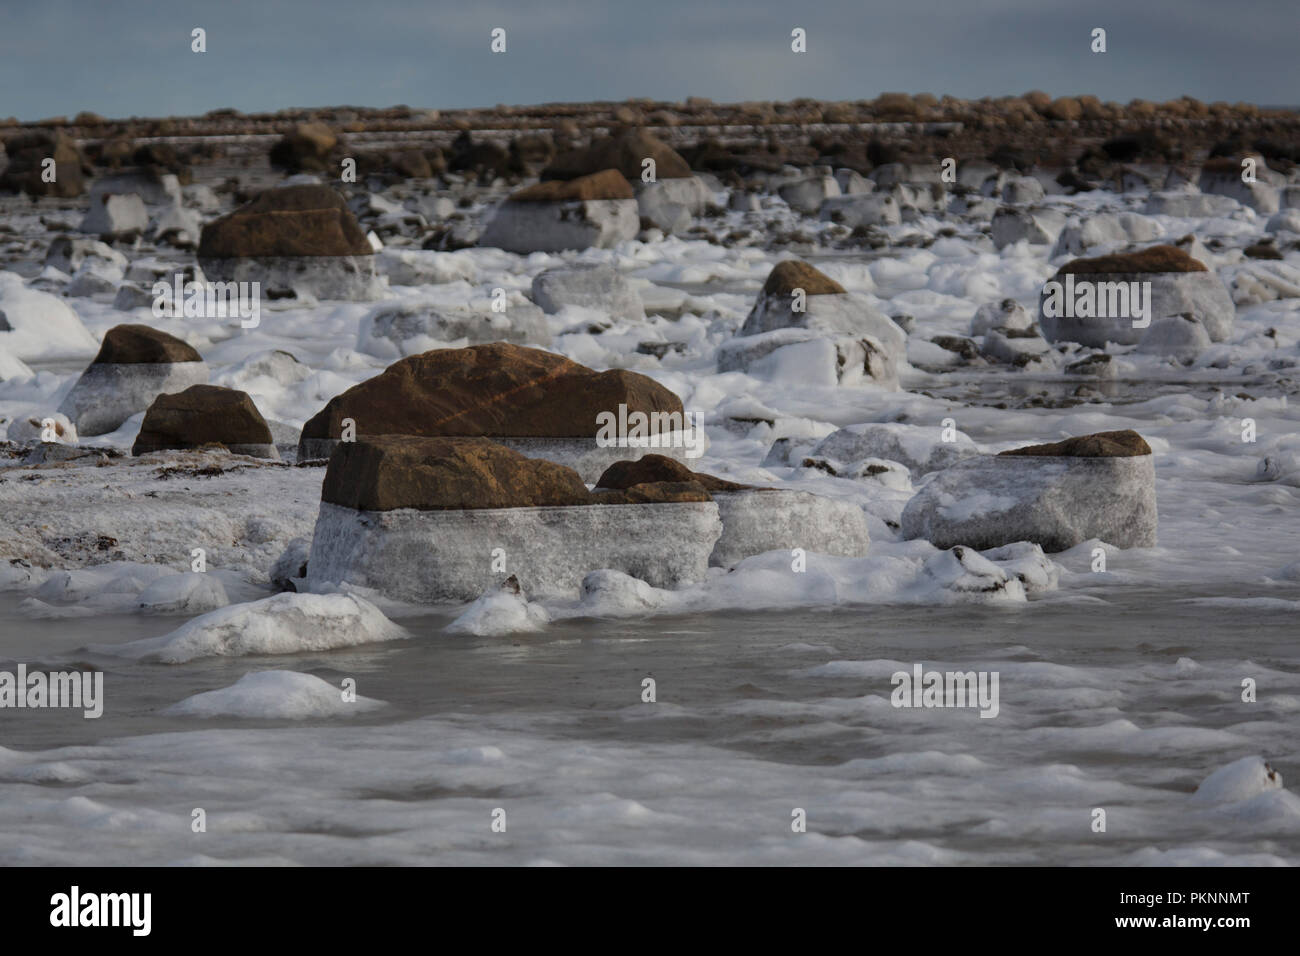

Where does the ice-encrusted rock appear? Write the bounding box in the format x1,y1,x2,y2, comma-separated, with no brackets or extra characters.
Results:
165,670,384,718
729,190,761,212
1038,245,1235,347
780,175,841,215
1050,212,1162,258
970,298,1033,336
0,351,33,382
105,593,406,663
1198,158,1282,213
270,537,311,592
531,262,646,322
1190,756,1283,806
58,324,209,435
1137,314,1212,362
991,206,1066,248
89,169,182,207
137,572,230,615
900,430,1157,552
636,175,713,233
724,260,907,388
708,490,870,568
921,546,1025,602
834,169,873,195
800,455,913,491
112,283,156,311
870,163,944,187
1143,191,1241,218
44,236,128,276
356,300,549,358
446,577,551,636
1265,209,1300,234
810,422,978,476
1229,260,1300,305
66,267,118,297
1001,176,1045,204
718,329,898,388
305,438,722,603
590,454,867,567
149,202,203,247
479,170,639,253
80,192,148,239
132,384,278,459
981,327,1053,365
819,193,901,227
198,184,383,301
377,248,477,286
6,411,77,445
0,272,98,361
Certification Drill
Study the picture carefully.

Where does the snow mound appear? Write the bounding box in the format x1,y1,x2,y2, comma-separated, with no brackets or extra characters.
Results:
103,592,406,663
447,582,550,636
164,670,384,718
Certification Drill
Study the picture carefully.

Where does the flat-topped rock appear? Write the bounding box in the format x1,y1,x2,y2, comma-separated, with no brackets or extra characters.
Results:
322,436,589,511
1039,245,1236,347
132,384,276,458
59,325,209,436
92,324,202,364
1058,245,1207,275
480,171,640,253
724,261,906,388
595,454,748,492
298,343,688,468
199,184,381,300
999,429,1151,457
902,430,1157,552
199,184,372,258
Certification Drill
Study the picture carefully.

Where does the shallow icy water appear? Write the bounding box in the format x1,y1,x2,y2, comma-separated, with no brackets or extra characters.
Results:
2,585,1297,866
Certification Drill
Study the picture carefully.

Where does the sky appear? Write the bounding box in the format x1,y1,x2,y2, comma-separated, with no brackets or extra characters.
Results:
2,0,1298,122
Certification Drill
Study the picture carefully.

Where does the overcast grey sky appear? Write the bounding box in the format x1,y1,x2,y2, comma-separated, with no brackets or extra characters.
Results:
3,0,1297,121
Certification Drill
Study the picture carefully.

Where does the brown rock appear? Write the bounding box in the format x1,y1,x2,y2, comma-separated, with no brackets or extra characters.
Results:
133,385,273,455
268,122,338,173
0,131,86,197
999,429,1152,458
322,436,591,511
198,184,372,258
1058,245,1207,275
595,454,749,492
299,343,683,446
93,324,203,365
321,436,711,511
542,128,692,181
508,169,635,203
761,260,846,297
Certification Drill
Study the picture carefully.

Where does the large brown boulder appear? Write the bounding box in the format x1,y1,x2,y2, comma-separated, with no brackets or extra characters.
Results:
198,184,372,259
0,131,86,197
300,343,683,448
92,324,202,365
321,436,711,511
542,128,692,181
508,169,634,203
595,454,749,493
999,429,1152,458
132,385,275,457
